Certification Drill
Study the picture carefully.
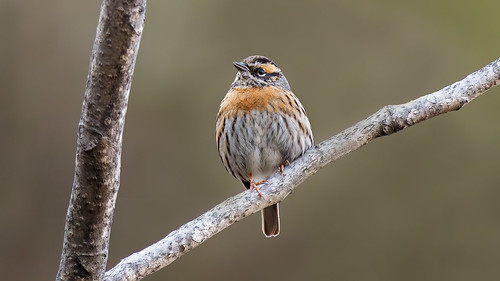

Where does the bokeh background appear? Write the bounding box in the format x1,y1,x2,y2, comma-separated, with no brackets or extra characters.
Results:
2,0,500,280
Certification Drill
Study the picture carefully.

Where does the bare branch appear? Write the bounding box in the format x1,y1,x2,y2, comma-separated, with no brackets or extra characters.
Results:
56,1,146,280
104,59,500,281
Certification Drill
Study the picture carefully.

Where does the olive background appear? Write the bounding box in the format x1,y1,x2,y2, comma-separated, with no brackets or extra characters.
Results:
1,1,500,280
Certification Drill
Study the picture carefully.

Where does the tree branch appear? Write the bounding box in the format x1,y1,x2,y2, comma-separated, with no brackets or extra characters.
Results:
104,59,500,280
56,1,146,280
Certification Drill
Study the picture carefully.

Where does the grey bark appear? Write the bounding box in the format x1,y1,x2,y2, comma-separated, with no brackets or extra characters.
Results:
56,1,146,280
103,59,500,281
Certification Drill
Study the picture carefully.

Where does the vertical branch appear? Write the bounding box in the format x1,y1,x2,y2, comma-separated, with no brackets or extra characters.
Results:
56,1,146,280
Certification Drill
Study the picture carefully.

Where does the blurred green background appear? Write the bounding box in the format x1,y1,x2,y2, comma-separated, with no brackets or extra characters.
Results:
1,0,500,280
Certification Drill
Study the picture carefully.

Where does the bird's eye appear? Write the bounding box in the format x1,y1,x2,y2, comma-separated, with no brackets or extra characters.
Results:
256,68,266,77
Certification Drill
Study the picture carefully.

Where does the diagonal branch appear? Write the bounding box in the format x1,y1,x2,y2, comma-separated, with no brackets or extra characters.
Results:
104,58,500,281
56,1,146,280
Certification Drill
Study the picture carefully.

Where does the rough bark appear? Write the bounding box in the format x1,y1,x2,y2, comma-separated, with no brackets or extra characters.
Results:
56,1,146,280
103,59,500,281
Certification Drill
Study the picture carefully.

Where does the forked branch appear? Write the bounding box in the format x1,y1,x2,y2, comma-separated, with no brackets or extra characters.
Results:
104,59,500,281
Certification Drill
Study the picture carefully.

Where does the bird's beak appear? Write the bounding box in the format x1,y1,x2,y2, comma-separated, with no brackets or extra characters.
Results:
233,61,250,72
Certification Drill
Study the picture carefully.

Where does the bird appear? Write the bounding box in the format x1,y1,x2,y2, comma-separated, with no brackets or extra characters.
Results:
216,55,313,237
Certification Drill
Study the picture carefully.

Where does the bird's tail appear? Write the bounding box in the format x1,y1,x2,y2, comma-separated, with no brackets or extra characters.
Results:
262,203,280,237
